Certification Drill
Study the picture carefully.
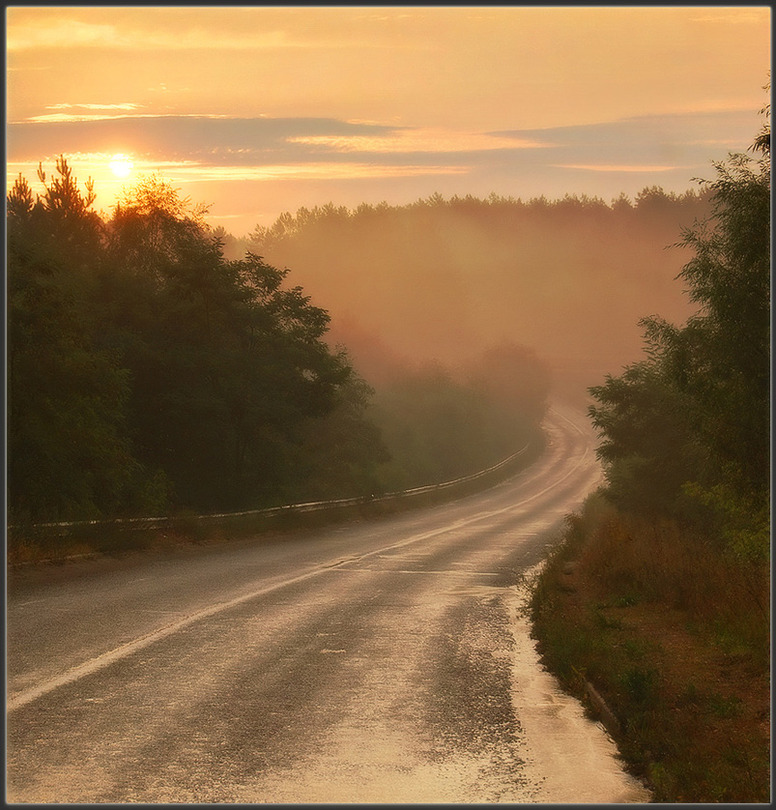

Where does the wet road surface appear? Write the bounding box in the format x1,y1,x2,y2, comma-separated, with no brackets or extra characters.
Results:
7,405,651,803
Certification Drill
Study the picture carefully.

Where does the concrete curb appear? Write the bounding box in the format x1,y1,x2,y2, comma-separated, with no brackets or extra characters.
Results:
584,678,622,736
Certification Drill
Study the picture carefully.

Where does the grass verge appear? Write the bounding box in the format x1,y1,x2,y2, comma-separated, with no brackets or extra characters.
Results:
529,491,770,803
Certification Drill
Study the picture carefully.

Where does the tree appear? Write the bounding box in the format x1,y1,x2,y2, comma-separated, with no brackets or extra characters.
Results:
292,372,390,500
7,158,149,522
8,162,389,521
104,180,379,510
589,105,770,559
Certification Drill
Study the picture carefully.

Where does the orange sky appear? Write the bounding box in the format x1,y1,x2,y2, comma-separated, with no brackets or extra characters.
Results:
6,6,772,236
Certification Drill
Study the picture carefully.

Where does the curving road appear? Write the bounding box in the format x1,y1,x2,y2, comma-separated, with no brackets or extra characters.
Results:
6,405,650,803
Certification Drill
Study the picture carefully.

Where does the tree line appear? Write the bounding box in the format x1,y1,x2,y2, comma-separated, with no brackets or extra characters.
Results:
234,184,712,401
7,160,549,527
7,162,387,523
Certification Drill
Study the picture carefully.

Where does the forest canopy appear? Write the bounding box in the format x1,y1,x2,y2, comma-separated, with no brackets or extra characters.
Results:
240,185,712,392
7,161,550,525
7,162,388,522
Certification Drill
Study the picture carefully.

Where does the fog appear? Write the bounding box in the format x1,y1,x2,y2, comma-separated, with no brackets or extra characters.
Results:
234,189,709,405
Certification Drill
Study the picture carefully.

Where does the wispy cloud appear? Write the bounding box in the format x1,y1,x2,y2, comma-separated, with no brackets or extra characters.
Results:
553,164,686,173
8,20,284,51
492,109,759,167
8,20,119,51
7,116,398,165
287,129,549,154
8,109,759,191
46,103,142,111
6,114,562,192
690,10,768,25
25,111,231,124
11,109,758,165
7,154,469,193
32,103,144,122
170,163,470,182
30,113,145,123
8,107,761,234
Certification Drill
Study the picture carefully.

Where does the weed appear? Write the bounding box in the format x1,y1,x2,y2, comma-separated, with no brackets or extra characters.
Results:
621,637,651,661
677,681,702,707
593,609,625,630
621,666,661,706
529,492,770,803
707,693,742,719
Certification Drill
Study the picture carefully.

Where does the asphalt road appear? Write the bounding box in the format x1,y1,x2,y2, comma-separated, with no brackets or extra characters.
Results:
6,405,650,803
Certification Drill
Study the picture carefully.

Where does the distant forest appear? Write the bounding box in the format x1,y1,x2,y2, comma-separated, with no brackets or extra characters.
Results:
7,160,722,526
226,187,712,393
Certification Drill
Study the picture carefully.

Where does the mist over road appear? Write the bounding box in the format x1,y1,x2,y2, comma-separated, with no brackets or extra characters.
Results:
7,405,649,803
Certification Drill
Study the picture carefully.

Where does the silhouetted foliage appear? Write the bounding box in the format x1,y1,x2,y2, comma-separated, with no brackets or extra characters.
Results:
7,161,388,522
589,109,770,562
8,159,147,522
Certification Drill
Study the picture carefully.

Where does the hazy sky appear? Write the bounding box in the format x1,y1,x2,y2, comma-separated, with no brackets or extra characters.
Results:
6,6,771,236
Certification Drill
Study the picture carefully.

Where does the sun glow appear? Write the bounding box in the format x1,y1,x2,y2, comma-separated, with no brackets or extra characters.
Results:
109,154,133,178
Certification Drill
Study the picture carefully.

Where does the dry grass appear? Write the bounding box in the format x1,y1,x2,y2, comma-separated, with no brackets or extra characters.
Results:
530,492,770,803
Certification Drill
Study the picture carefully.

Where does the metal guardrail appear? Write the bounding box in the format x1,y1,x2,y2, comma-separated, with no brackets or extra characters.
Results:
15,441,533,536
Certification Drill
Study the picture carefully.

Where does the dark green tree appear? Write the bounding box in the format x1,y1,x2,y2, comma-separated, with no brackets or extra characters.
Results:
8,163,389,523
7,159,148,522
292,372,390,501
589,106,770,559
103,179,380,510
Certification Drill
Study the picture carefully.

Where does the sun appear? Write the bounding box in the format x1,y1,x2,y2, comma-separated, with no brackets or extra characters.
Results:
109,153,134,179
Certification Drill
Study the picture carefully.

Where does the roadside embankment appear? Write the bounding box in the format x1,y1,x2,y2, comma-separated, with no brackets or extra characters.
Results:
529,491,770,803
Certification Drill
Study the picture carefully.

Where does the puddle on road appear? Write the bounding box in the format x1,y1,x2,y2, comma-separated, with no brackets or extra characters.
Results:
235,571,650,805
238,748,516,804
